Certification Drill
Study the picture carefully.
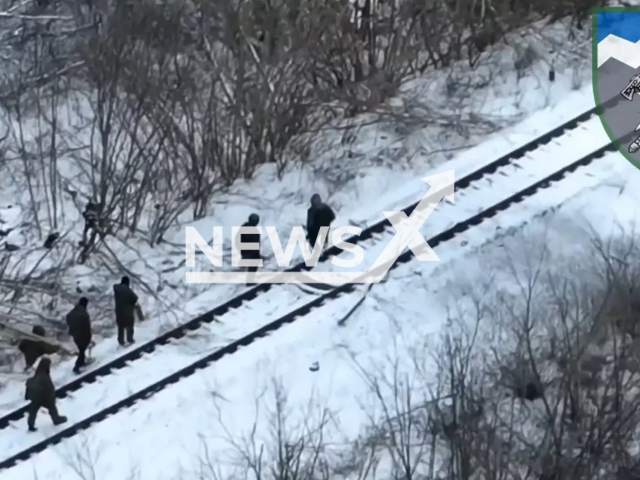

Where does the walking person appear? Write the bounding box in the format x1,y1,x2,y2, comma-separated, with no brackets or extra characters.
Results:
236,213,261,285
25,357,67,431
306,194,335,248
113,276,138,346
65,297,92,374
80,201,98,247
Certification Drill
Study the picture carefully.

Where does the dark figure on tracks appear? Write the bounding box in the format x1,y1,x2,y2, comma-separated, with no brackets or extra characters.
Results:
18,326,60,371
306,194,335,248
236,213,261,286
237,213,261,273
113,276,138,346
25,357,67,431
66,297,92,374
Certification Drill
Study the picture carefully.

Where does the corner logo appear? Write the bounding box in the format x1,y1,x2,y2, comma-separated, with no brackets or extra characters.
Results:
593,7,640,163
185,171,455,284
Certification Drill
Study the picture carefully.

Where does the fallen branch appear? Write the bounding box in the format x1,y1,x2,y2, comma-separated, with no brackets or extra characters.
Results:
337,284,373,326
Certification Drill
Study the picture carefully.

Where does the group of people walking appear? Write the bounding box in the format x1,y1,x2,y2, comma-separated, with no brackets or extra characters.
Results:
238,193,336,274
18,276,140,430
16,193,336,431
65,276,139,371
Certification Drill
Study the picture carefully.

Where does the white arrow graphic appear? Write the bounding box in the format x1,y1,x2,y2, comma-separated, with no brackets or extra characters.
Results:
362,170,454,283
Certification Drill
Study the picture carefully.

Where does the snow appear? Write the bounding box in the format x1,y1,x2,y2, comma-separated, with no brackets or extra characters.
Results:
184,85,603,283
3,160,610,457
1,146,639,479
0,38,591,399
337,82,597,228
0,21,603,478
0,282,323,452
0,74,600,415
310,109,610,276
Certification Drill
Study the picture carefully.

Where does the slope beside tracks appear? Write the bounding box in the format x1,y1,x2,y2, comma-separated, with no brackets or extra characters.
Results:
0,97,618,433
0,102,632,470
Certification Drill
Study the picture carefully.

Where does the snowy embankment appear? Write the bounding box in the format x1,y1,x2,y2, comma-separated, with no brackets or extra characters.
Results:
0,78,605,453
0,73,596,417
2,129,639,479
0,34,590,394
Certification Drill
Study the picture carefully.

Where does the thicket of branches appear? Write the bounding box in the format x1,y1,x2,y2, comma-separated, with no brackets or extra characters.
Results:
0,0,600,249
0,0,600,356
188,232,640,480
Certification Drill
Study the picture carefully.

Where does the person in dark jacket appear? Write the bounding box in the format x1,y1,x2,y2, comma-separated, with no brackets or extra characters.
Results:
66,297,92,374
306,194,335,248
237,213,261,273
113,276,138,346
235,213,261,286
81,201,98,246
25,357,67,431
18,326,60,371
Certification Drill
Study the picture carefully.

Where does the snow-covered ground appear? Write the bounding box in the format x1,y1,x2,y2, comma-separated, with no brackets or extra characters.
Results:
1,133,638,479
0,78,599,417
0,18,606,475
0,75,639,474
0,28,591,395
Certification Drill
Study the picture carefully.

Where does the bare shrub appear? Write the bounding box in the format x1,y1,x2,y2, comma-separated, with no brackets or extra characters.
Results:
0,0,603,360
439,231,640,480
200,378,336,480
0,0,600,240
324,230,640,480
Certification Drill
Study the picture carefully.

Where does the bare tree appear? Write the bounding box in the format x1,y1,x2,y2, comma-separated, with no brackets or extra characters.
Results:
202,378,335,480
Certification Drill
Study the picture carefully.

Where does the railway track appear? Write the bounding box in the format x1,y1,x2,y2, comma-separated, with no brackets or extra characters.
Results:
0,101,613,434
0,99,630,470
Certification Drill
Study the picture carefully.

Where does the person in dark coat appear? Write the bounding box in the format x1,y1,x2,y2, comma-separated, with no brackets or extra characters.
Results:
66,297,92,374
237,213,261,273
81,201,98,246
306,194,335,248
25,357,67,431
18,326,60,371
113,276,138,346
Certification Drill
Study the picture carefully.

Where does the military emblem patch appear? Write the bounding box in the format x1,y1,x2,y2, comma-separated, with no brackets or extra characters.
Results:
593,7,640,164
